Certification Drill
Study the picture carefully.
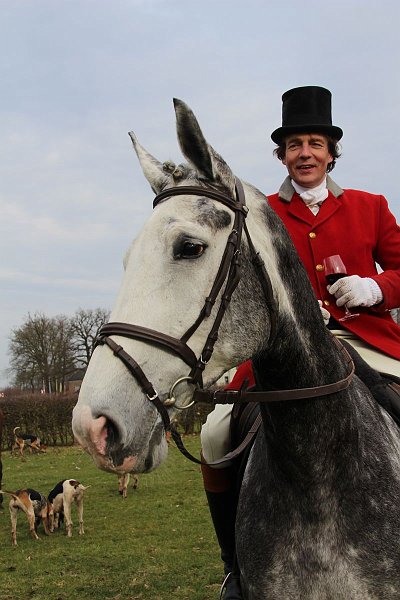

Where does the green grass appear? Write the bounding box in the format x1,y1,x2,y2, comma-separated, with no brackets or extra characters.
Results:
0,437,222,600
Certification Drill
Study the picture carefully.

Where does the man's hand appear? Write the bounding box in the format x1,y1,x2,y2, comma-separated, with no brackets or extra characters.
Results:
318,300,330,325
327,275,383,308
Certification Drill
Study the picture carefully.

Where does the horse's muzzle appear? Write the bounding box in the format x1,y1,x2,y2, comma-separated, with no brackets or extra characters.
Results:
72,405,138,473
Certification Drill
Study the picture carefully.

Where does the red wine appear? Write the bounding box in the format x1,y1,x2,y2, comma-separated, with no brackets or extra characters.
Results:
326,273,346,284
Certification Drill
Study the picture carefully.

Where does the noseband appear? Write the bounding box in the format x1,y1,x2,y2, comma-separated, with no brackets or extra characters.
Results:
96,178,354,465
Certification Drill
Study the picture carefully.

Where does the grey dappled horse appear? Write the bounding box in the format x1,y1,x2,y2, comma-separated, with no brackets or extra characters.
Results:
73,100,400,599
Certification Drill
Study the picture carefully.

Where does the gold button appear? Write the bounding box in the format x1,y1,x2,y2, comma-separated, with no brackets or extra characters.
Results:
316,264,324,271
309,232,316,239
323,300,330,306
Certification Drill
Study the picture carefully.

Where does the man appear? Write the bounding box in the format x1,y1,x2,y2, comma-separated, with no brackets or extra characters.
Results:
201,86,400,600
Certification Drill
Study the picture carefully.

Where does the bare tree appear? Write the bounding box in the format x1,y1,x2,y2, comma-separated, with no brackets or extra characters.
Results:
9,313,76,393
70,308,110,368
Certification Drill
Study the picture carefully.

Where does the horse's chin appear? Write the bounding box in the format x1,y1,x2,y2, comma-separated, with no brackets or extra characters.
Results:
85,449,133,473
76,431,169,475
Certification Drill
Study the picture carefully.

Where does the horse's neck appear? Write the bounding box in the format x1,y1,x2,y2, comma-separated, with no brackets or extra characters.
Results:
248,190,350,391
255,316,348,390
252,316,361,480
245,188,363,473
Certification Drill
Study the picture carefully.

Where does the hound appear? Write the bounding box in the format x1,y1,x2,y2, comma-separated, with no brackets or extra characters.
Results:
11,426,47,456
48,479,89,537
0,488,51,545
117,473,139,498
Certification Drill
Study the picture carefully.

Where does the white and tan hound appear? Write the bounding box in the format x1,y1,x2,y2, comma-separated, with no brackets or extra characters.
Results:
48,479,89,537
0,488,51,545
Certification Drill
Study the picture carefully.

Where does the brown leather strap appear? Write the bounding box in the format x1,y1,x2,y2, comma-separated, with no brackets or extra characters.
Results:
193,340,355,405
97,335,172,432
207,413,262,465
99,323,198,369
170,412,262,467
187,201,246,382
153,185,249,215
99,334,262,467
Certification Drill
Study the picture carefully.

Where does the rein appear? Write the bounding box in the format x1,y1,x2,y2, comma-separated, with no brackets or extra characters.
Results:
96,179,355,466
193,336,355,405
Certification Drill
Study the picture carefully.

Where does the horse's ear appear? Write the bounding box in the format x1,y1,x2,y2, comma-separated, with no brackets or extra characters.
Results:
173,98,236,194
128,132,169,194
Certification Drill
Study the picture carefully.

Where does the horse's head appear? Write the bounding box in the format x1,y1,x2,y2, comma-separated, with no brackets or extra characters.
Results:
72,99,286,474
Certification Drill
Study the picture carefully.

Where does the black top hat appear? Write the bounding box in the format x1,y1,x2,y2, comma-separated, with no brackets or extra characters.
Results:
271,86,343,144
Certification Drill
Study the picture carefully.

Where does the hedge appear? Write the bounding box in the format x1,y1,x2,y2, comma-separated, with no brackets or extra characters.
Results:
0,392,77,450
0,392,213,451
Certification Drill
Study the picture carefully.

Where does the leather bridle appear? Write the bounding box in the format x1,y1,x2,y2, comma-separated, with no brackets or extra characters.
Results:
95,178,354,465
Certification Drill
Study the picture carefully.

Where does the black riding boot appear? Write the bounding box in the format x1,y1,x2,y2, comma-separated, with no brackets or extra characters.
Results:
205,489,242,600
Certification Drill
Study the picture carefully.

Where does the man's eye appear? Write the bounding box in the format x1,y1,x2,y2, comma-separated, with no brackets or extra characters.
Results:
175,241,207,259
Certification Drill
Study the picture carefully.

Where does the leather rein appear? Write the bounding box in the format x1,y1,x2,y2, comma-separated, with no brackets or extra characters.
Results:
96,179,355,466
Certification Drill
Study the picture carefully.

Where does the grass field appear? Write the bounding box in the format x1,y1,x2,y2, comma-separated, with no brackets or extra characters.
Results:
0,436,222,600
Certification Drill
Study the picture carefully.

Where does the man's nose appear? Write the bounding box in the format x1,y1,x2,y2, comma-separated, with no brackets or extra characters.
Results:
299,143,311,157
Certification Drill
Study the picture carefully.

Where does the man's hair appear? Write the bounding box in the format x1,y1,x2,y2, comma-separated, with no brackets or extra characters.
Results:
273,135,341,173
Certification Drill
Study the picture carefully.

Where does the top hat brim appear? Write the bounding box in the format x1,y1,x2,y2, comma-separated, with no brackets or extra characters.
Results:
271,124,343,145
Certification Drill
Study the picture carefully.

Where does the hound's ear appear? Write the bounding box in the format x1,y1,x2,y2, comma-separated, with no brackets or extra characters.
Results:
173,98,236,195
128,132,169,194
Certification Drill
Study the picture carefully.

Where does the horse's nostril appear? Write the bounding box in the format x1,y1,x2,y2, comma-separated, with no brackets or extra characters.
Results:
104,418,120,449
86,414,115,456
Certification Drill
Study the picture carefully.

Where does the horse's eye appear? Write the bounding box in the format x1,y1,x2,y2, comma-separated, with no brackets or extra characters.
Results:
175,241,207,259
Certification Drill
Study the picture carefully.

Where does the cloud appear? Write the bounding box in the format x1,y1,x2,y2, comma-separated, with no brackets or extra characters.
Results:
1,0,400,387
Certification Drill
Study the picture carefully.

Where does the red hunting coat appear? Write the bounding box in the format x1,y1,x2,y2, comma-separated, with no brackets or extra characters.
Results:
228,176,400,391
268,176,400,361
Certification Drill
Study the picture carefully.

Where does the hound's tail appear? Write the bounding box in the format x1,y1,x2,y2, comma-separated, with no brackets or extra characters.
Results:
0,490,19,500
13,426,20,435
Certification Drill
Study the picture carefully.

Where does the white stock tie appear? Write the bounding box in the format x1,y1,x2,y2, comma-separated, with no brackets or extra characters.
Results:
292,179,329,215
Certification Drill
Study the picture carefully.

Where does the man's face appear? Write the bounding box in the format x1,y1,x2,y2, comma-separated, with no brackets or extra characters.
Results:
282,133,333,188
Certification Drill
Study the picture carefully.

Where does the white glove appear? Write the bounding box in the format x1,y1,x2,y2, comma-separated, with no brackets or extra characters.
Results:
318,300,331,326
327,275,383,308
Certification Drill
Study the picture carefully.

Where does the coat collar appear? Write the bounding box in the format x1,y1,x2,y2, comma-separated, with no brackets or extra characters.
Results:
278,175,344,202
277,176,344,227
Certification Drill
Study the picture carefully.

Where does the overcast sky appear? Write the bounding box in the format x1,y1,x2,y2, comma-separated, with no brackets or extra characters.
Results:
1,0,400,388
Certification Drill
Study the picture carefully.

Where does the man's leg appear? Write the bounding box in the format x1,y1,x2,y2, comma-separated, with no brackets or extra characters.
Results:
201,405,242,599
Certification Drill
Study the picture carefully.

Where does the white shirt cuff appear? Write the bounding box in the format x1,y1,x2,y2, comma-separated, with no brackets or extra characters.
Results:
366,278,383,305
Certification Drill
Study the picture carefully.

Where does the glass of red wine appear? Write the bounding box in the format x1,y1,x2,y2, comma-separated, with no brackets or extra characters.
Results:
323,254,360,322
